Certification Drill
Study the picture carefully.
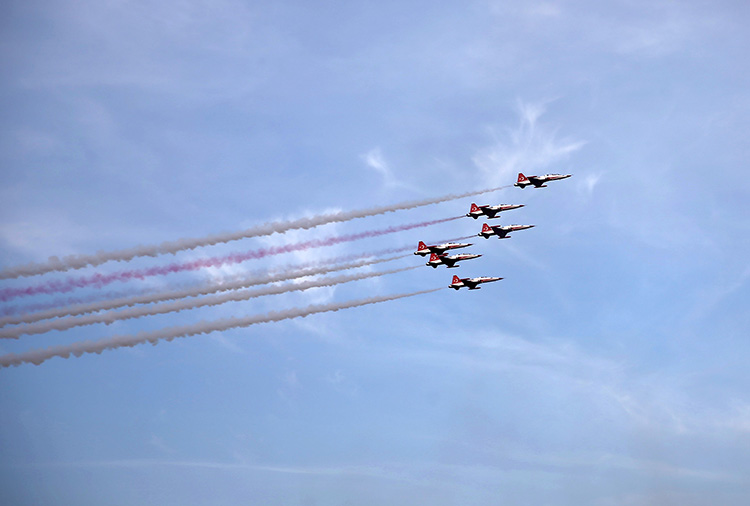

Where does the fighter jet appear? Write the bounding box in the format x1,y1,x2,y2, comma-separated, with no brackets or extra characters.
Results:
426,252,481,269
514,172,572,189
414,240,472,257
478,222,534,239
466,202,524,219
449,275,503,290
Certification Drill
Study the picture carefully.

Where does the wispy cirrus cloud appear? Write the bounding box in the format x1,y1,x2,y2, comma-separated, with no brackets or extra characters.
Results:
361,147,417,192
577,172,603,197
16,453,737,486
472,101,585,188
377,324,750,441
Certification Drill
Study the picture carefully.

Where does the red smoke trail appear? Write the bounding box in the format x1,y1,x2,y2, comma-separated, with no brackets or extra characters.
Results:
0,216,461,301
1,183,511,279
0,236,464,327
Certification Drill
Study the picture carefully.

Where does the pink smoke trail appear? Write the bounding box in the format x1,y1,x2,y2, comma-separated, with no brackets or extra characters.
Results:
0,216,461,302
1,184,512,279
0,235,470,326
0,254,410,327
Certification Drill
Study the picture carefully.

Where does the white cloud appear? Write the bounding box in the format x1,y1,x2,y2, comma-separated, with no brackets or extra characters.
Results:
472,100,585,188
577,172,603,197
326,369,359,397
209,332,246,354
149,434,174,454
0,213,91,261
525,3,562,18
614,10,693,58
361,148,389,179
370,324,750,441
360,147,417,192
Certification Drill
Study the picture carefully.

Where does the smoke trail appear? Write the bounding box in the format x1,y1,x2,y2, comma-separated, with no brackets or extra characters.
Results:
0,288,443,368
0,255,407,327
0,185,510,279
0,234,469,327
0,266,419,338
0,287,156,318
0,216,461,302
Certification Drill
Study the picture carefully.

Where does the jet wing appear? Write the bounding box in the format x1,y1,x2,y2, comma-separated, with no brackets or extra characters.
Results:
463,279,480,289
440,256,457,267
527,176,546,187
490,225,509,238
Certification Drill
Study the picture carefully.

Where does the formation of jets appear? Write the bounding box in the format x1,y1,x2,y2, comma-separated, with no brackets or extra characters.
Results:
413,172,572,290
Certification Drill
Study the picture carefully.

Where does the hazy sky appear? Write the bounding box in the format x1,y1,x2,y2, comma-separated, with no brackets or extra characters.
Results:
1,1,749,504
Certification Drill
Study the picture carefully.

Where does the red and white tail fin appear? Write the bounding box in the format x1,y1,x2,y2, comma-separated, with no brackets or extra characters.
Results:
469,203,479,213
517,172,528,183
482,223,491,232
452,275,461,284
417,241,427,251
429,253,440,262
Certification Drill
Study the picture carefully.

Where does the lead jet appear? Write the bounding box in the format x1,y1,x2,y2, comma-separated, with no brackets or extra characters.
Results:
514,172,572,189
449,275,503,290
479,222,534,239
414,240,472,257
426,252,481,269
466,202,524,219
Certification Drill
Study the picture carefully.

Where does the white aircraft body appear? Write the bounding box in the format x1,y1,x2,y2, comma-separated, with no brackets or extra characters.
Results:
466,202,524,219
426,252,481,268
414,240,472,257
449,275,503,290
514,172,572,188
479,222,534,239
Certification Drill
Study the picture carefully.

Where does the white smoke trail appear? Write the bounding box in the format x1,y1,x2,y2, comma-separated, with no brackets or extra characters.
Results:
0,185,510,279
0,266,418,338
0,255,407,328
0,288,443,368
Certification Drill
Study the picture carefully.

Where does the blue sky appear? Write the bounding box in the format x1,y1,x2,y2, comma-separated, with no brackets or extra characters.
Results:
1,0,749,504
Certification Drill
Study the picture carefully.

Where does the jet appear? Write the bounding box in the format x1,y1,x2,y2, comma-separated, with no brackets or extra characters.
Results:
514,172,572,189
466,202,524,219
449,275,503,290
426,252,481,269
478,222,534,239
414,240,472,257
